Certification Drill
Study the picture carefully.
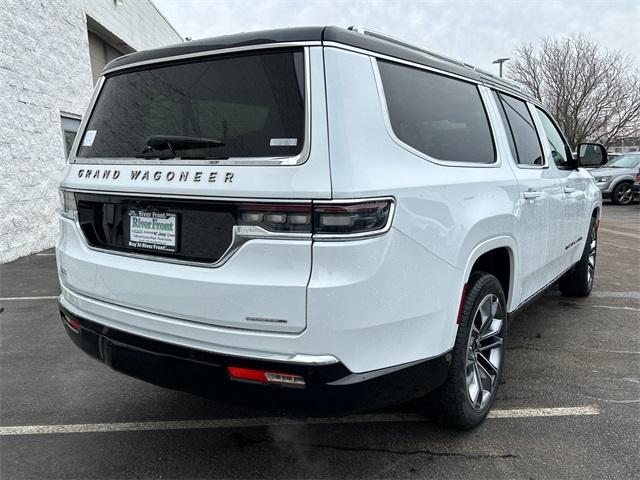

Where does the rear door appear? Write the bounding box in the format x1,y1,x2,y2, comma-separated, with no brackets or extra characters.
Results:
533,106,589,269
493,92,564,301
60,46,331,333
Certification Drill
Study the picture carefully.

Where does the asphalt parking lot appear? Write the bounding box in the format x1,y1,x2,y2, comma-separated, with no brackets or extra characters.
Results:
1,204,638,479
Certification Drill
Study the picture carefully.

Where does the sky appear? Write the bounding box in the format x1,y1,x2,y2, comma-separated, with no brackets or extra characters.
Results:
153,0,640,73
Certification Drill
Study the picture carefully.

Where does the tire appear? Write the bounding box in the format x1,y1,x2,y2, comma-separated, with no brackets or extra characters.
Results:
431,273,507,429
611,182,634,205
558,217,597,297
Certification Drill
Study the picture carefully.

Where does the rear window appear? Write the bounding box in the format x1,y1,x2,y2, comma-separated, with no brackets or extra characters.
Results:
76,49,305,160
377,60,495,164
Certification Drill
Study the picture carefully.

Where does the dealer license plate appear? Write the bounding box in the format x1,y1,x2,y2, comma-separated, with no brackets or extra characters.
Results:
128,210,178,253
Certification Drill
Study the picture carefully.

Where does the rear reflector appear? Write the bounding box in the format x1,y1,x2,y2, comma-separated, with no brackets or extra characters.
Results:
62,314,81,333
226,366,305,387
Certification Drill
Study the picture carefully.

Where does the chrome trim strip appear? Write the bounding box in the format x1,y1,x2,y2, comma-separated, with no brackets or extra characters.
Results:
70,46,313,167
63,187,315,203
324,41,541,108
102,41,321,75
370,57,501,169
59,288,339,366
326,41,481,85
66,191,311,269
63,190,395,265
68,76,104,161
312,196,396,241
72,214,310,269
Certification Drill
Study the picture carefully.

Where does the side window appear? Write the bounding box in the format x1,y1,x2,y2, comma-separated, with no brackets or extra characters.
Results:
535,107,574,169
378,60,495,164
492,91,517,162
497,93,544,166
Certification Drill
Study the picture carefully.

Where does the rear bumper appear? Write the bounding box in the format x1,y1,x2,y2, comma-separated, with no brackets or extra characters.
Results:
60,304,451,413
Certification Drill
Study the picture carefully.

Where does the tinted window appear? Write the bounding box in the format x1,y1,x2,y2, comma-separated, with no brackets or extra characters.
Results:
492,91,517,162
607,154,640,168
498,94,544,166
77,50,305,159
378,60,495,163
535,107,573,168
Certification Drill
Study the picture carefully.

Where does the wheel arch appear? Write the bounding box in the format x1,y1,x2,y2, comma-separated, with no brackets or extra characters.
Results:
462,237,517,312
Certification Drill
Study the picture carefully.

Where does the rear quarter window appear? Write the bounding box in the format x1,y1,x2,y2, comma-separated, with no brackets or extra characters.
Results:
377,60,495,164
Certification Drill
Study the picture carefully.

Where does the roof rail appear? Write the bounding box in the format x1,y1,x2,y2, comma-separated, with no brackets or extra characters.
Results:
348,26,469,69
347,25,523,94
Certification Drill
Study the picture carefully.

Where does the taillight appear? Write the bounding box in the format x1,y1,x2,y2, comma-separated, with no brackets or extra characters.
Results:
635,172,640,182
237,198,394,238
238,203,312,233
59,189,77,219
313,199,393,238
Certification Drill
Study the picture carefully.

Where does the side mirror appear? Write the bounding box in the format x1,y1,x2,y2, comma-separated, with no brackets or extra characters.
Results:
577,143,608,168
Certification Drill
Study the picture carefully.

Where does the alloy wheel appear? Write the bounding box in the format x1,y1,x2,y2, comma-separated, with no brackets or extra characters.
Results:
587,225,597,287
465,294,504,410
616,184,633,205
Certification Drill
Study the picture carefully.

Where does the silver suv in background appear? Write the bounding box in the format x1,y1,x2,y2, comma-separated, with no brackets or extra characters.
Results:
590,153,640,205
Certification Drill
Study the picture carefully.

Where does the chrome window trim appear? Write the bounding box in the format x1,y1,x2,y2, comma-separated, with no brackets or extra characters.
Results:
101,41,321,75
326,42,480,85
322,42,542,108
312,196,396,241
70,45,314,167
67,76,104,164
370,57,500,168
531,105,575,169
493,92,549,170
518,102,549,170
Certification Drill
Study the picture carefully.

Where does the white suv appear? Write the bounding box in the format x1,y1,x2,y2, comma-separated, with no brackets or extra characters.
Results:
57,26,604,429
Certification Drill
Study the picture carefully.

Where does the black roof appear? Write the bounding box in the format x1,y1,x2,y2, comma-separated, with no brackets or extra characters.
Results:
103,26,529,100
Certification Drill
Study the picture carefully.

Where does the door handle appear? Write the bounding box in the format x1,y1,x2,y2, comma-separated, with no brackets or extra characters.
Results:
564,186,576,194
523,190,542,199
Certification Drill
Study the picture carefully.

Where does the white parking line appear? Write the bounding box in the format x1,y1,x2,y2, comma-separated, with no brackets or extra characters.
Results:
0,405,600,436
591,305,640,312
0,296,59,301
599,227,640,240
36,253,56,256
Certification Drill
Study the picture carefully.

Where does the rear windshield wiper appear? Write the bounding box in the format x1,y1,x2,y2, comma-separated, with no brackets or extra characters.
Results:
144,135,225,152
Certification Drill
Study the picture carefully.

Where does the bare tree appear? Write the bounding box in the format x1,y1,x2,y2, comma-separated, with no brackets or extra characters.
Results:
507,34,640,147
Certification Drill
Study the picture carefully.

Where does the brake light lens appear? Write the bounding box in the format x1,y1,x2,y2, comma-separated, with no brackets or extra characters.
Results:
314,200,392,237
236,198,394,238
59,190,77,219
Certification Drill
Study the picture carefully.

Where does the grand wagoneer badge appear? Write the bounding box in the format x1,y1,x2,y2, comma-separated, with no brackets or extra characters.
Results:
76,169,235,183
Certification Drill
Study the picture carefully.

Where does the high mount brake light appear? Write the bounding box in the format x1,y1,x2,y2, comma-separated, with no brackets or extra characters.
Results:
237,199,394,237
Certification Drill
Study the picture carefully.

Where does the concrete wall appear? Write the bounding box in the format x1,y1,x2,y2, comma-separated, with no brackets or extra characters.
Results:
0,0,181,263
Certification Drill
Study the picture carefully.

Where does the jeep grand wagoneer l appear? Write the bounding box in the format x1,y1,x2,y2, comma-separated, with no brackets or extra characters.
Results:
57,26,605,429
